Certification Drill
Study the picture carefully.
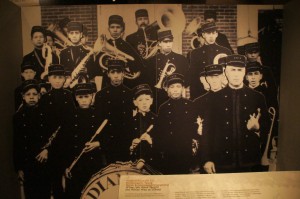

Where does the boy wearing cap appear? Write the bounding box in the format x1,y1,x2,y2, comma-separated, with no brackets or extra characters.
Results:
39,64,75,199
94,59,133,164
62,83,106,199
129,84,157,169
14,64,38,111
60,22,100,88
13,80,52,199
144,29,189,113
96,15,145,89
126,9,158,58
201,54,270,174
156,73,197,174
22,26,59,80
188,22,232,100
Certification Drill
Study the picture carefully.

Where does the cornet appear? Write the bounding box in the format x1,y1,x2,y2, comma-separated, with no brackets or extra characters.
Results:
155,59,176,89
96,34,140,79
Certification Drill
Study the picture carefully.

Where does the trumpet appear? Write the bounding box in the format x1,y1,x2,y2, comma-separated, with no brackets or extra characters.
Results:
261,107,276,166
155,59,176,89
96,34,141,79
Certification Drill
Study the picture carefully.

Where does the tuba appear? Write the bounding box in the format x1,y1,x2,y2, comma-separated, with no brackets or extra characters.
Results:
155,59,176,89
47,22,73,50
96,34,140,79
185,17,204,49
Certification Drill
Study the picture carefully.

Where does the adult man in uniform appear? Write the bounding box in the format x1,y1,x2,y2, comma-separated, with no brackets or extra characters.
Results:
60,22,100,89
96,15,145,89
144,29,189,113
188,22,232,100
126,9,158,59
94,59,133,164
201,54,270,173
22,26,59,80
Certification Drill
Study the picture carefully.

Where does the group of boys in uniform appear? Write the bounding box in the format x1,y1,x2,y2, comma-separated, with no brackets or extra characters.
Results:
13,8,279,199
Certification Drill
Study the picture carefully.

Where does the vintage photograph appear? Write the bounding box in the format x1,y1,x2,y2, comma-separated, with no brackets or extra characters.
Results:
13,4,282,199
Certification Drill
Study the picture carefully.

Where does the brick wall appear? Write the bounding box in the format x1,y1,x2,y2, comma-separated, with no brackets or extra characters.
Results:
182,4,237,56
41,5,98,47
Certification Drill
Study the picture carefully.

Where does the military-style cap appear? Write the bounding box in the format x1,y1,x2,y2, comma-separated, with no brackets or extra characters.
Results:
165,73,184,87
201,22,217,33
74,83,94,95
218,56,227,67
48,64,65,76
31,26,45,37
135,9,148,18
244,42,260,53
226,54,247,67
246,61,262,73
21,79,40,94
157,29,173,41
133,84,153,99
204,10,217,20
108,15,125,27
21,63,36,72
107,59,125,71
205,64,223,76
67,22,83,32
58,17,71,29
45,29,55,40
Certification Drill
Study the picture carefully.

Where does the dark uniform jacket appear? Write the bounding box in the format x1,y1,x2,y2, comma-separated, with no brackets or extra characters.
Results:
216,32,234,54
201,86,270,171
94,84,133,163
22,48,59,80
144,51,189,113
126,28,158,58
156,98,197,174
96,37,145,89
129,111,157,165
188,43,232,99
60,45,100,80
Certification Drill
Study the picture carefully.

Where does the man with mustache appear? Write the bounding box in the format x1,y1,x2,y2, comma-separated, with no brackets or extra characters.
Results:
188,22,232,100
126,9,158,59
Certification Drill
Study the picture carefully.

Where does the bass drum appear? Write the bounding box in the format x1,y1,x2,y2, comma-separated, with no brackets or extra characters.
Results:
81,161,158,199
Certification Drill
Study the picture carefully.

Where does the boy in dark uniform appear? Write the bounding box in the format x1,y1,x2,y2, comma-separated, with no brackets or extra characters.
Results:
22,26,59,80
144,29,189,113
94,59,133,164
63,83,106,199
14,63,37,111
156,73,197,174
39,64,75,199
60,22,100,89
13,80,51,199
201,54,270,174
129,84,157,169
188,22,232,100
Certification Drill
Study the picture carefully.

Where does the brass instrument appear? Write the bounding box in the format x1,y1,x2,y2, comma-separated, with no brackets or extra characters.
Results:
47,23,73,50
67,119,108,173
185,17,204,49
97,34,141,79
155,59,176,89
261,107,276,166
40,43,53,80
41,126,61,150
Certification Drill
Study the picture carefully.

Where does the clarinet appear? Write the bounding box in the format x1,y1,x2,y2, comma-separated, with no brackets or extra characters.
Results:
41,126,61,150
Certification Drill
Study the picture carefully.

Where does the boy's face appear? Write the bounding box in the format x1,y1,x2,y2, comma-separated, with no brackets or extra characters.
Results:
76,94,93,109
225,65,245,88
205,74,223,92
40,87,47,95
202,31,218,45
108,24,123,39
46,36,54,46
21,69,36,80
108,69,124,86
48,75,65,89
134,94,153,113
68,30,82,44
159,39,173,54
23,88,40,106
136,17,149,29
246,71,262,88
31,32,45,48
167,83,183,99
246,51,260,62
